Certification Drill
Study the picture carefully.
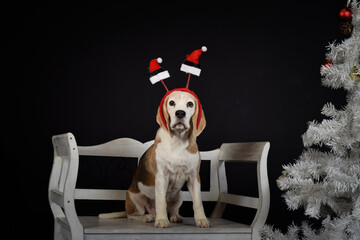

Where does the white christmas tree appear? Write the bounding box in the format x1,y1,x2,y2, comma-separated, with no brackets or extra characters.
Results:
262,1,360,240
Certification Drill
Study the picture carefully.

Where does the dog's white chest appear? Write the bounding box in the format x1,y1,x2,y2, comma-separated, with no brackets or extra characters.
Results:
155,130,199,175
154,129,199,191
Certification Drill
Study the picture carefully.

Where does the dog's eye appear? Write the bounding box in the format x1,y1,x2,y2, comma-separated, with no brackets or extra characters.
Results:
169,100,175,107
187,102,194,108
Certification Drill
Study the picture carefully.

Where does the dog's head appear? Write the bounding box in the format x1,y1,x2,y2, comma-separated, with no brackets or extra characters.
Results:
156,88,206,137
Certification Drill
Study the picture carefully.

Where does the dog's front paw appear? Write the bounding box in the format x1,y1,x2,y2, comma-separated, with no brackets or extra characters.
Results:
142,214,155,223
170,213,183,223
155,218,170,228
195,218,211,228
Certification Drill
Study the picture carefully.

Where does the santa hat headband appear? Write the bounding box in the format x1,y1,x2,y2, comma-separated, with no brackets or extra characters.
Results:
148,46,207,130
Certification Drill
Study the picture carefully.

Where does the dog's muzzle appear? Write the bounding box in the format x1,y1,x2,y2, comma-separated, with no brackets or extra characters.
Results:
175,110,186,119
171,110,188,131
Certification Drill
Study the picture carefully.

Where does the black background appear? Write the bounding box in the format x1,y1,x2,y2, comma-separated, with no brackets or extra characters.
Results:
2,0,350,238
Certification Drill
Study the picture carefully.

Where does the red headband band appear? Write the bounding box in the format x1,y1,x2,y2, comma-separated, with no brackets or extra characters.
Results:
159,88,202,131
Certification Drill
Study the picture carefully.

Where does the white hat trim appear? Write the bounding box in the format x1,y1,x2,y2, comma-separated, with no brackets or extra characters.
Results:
180,63,201,76
149,70,170,84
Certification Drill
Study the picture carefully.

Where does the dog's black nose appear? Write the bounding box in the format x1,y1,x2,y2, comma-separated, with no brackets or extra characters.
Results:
175,110,186,119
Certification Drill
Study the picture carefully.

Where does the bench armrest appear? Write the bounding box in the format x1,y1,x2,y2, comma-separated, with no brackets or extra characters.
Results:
49,133,83,239
211,142,270,240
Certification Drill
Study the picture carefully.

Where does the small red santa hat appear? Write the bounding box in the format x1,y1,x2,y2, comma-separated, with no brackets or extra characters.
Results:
180,46,207,76
149,58,170,84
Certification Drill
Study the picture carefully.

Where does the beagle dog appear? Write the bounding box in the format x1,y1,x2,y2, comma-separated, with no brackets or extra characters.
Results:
99,88,210,228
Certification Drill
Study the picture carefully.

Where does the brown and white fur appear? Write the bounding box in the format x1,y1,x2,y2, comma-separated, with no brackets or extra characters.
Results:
99,91,210,228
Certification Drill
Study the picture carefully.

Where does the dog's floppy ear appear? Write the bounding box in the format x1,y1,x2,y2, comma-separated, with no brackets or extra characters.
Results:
156,95,170,132
192,99,206,137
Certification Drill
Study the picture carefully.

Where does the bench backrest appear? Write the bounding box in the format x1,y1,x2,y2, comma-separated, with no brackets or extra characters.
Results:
75,137,221,202
49,132,269,230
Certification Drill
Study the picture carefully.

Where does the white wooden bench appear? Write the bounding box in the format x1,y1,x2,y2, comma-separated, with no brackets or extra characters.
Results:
49,132,270,240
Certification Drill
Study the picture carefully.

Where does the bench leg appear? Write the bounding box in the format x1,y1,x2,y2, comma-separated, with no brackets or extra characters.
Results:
54,221,66,240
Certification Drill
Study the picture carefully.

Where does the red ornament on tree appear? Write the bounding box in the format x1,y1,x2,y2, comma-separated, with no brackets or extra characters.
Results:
339,5,353,36
321,59,333,69
339,7,352,21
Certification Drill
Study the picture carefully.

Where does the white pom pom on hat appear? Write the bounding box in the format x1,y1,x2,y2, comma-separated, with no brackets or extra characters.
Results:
201,46,207,52
157,58,163,63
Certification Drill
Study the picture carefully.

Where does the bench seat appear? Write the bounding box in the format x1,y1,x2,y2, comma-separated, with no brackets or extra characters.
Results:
77,217,251,240
80,217,251,234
